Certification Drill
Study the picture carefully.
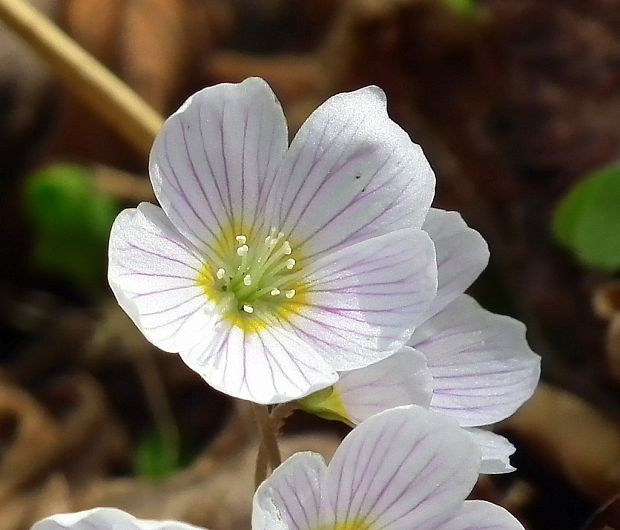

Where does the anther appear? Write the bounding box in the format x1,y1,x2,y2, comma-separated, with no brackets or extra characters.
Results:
286,258,295,270
282,241,292,255
242,304,254,314
285,289,296,299
237,244,249,256
270,288,280,296
216,268,226,280
235,235,247,245
243,274,252,286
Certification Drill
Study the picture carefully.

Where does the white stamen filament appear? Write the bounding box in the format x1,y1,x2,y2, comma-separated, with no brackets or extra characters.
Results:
213,227,301,311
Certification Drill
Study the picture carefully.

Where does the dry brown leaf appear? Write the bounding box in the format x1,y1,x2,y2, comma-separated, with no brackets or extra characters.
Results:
504,383,620,502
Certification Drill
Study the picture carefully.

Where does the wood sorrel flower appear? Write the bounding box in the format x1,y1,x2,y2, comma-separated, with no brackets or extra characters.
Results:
31,508,202,530
32,408,525,530
300,209,541,473
253,406,525,530
108,78,438,404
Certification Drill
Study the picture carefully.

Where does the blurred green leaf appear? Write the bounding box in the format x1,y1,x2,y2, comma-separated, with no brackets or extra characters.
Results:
442,0,479,18
553,166,620,272
24,164,120,289
134,431,179,481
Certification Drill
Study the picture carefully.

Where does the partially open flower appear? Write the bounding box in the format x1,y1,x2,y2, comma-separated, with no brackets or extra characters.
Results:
31,508,202,530
300,209,541,473
108,78,438,404
253,406,525,530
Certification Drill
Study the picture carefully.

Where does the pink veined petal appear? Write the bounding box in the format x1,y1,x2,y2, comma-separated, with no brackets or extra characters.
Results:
421,208,489,321
149,77,288,255
466,429,517,475
336,347,433,424
253,452,327,530
108,203,217,354
177,313,338,404
436,501,526,530
321,406,481,530
268,86,435,262
409,294,541,427
31,508,204,530
294,228,437,372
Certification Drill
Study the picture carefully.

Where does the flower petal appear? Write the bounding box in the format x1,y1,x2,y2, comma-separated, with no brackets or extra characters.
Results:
31,508,203,530
149,77,288,255
270,86,434,262
467,429,516,474
108,203,216,354
334,347,433,424
409,295,540,427
421,208,489,320
292,228,437,372
178,314,338,404
321,405,480,530
437,501,525,530
253,452,327,530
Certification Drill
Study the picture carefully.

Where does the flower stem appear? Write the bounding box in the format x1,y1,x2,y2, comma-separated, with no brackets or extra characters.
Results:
252,403,281,488
0,0,163,156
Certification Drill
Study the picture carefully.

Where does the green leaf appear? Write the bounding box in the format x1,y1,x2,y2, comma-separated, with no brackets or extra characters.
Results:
553,166,620,272
442,0,480,18
24,164,121,289
134,431,179,481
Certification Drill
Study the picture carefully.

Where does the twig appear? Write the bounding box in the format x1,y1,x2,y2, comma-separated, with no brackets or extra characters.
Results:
0,0,163,157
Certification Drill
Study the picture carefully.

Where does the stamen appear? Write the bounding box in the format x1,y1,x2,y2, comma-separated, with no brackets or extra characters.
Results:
214,227,300,312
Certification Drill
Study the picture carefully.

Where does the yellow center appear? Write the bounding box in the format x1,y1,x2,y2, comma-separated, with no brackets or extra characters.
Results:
198,225,306,332
317,520,372,530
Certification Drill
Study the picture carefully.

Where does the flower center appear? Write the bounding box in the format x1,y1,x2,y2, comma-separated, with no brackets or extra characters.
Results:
214,227,300,314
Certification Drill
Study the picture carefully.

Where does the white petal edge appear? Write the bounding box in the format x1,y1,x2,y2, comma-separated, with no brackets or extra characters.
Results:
31,507,204,530
421,208,489,320
436,500,526,530
410,294,541,427
467,428,517,474
177,312,338,404
321,405,481,530
293,228,437,372
269,85,435,262
108,203,217,354
149,77,288,256
335,347,434,424
253,452,327,530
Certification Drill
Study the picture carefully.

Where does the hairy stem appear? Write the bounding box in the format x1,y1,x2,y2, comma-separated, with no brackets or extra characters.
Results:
252,403,281,488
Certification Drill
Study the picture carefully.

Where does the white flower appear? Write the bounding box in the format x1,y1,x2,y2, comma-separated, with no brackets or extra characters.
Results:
31,507,202,530
300,208,540,473
108,78,438,404
253,405,525,530
32,411,523,530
